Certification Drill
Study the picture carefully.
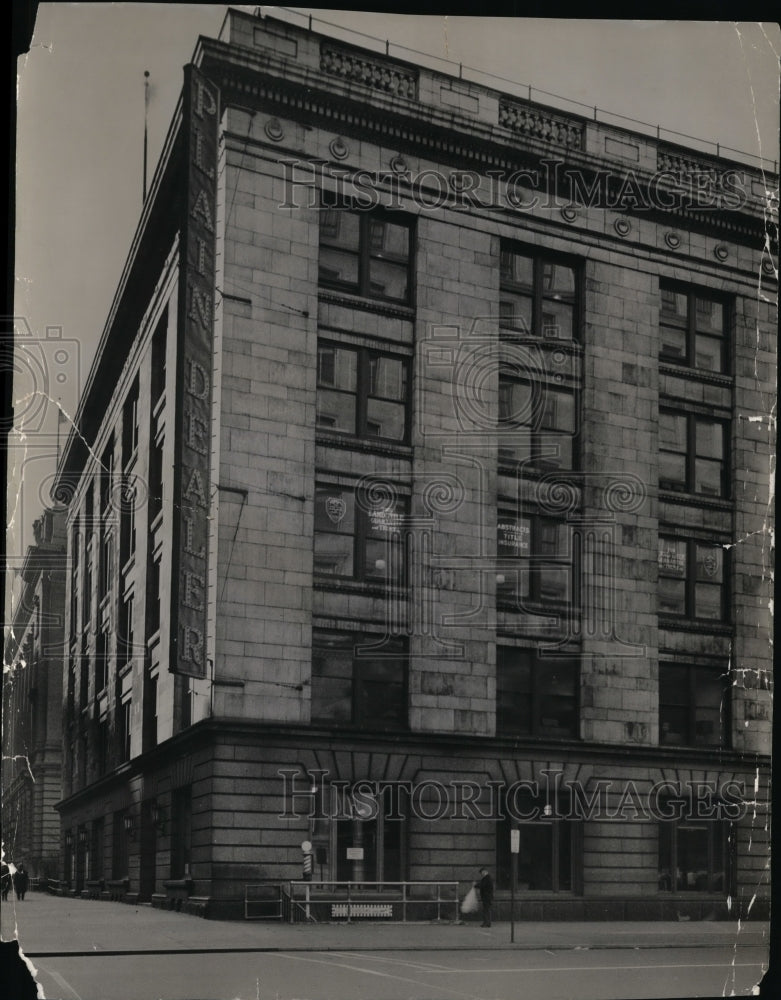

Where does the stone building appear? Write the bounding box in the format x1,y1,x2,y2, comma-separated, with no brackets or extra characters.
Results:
2,508,67,881
52,9,775,918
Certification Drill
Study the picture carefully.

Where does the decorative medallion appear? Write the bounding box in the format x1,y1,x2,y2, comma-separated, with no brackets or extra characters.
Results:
713,244,729,262
560,206,578,223
329,136,349,160
613,217,631,237
390,154,408,175
762,257,776,277
264,118,284,141
664,231,681,250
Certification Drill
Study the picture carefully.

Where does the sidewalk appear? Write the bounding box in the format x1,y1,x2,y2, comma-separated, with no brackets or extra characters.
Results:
0,891,769,956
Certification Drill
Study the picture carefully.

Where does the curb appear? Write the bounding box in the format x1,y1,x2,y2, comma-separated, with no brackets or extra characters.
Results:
22,938,768,958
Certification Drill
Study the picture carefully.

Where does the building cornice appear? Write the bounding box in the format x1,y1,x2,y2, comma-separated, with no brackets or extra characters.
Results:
198,35,774,248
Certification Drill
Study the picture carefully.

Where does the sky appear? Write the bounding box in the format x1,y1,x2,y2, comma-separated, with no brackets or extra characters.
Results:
7,5,781,570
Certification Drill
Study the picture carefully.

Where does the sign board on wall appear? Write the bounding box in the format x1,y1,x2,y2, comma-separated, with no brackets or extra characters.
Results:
170,64,220,679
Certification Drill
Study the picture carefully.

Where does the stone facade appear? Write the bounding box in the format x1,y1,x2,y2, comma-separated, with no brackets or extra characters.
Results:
2,509,66,881
52,10,774,918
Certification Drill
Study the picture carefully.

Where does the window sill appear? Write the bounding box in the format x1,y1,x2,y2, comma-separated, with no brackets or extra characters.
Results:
659,362,732,386
316,431,412,458
318,289,414,320
497,599,578,617
499,329,578,347
658,617,733,635
498,463,578,479
314,578,407,597
659,490,731,509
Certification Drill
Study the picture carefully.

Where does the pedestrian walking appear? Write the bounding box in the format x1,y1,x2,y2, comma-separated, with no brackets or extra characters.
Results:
475,867,493,927
0,863,10,901
13,865,29,901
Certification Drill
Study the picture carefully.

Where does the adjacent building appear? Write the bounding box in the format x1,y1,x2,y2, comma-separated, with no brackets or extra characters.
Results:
52,9,775,919
2,508,67,880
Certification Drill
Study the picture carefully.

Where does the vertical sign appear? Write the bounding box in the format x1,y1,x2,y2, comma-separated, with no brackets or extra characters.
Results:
170,65,220,678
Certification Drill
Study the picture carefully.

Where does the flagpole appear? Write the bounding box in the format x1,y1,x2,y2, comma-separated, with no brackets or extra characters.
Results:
56,399,62,464
143,70,150,202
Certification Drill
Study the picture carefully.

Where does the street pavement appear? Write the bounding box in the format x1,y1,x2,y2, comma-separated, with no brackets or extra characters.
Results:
0,889,769,955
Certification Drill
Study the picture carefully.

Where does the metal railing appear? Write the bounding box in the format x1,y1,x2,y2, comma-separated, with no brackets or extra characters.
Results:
282,880,460,923
262,6,777,172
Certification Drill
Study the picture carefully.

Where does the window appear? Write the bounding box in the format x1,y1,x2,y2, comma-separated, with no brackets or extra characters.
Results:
79,633,89,710
91,818,104,880
148,435,164,523
660,662,728,747
100,438,114,515
496,788,577,892
331,784,408,883
118,697,131,763
95,628,108,694
497,646,579,738
82,545,93,629
99,531,113,602
658,536,727,621
658,816,731,893
119,476,136,568
499,376,576,471
660,284,727,373
112,810,130,879
70,519,80,636
312,631,408,730
500,247,577,339
146,556,161,638
314,484,408,583
96,717,109,775
319,208,412,303
151,310,167,406
497,512,573,607
171,786,193,879
660,410,728,498
317,342,409,442
122,377,139,468
66,660,76,719
85,483,94,545
118,593,134,666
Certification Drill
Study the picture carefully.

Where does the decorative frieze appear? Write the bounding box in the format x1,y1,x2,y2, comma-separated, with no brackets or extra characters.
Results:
498,99,583,149
320,43,418,100
657,146,741,202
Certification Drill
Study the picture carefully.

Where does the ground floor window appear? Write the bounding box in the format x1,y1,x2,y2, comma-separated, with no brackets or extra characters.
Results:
496,789,580,892
171,786,193,879
658,818,733,893
91,818,104,879
112,810,129,879
312,783,408,884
